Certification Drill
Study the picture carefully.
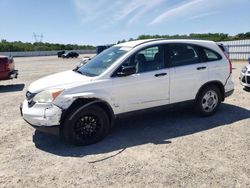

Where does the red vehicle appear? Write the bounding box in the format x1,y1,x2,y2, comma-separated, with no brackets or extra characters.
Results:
0,56,18,80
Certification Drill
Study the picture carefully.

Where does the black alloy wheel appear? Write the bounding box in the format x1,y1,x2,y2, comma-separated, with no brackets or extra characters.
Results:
63,105,110,146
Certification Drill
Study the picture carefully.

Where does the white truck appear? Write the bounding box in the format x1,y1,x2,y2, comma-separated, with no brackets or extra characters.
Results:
20,39,234,145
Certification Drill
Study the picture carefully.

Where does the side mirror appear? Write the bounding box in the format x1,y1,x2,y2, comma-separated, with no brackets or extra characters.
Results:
117,66,136,77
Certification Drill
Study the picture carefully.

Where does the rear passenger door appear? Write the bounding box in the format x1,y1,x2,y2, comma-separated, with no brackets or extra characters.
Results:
168,43,208,103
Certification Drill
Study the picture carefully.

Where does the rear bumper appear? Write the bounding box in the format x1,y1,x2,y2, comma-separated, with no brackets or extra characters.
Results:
0,70,18,80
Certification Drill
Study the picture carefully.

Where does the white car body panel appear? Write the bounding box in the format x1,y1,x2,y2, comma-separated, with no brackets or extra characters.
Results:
55,79,114,111
112,68,170,113
22,100,62,126
207,59,229,82
28,70,93,93
169,62,209,103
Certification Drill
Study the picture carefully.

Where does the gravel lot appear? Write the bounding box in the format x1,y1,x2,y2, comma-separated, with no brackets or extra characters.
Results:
0,56,249,187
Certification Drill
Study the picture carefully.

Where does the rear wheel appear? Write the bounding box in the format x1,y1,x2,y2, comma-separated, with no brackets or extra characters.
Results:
195,85,222,116
63,105,110,146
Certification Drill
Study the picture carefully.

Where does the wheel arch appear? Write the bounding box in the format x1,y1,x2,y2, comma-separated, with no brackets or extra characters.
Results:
60,98,115,129
195,81,225,102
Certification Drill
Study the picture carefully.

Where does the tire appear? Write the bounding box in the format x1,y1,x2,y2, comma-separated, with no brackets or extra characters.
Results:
63,105,110,146
195,85,222,116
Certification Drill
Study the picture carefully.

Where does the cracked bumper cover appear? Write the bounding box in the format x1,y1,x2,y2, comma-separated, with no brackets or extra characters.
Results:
21,100,62,135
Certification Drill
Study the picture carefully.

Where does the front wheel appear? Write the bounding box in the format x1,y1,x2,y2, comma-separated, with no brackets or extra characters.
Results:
195,85,222,116
63,105,110,146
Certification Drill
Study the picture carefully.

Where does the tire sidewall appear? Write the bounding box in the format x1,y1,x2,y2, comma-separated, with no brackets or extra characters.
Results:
63,105,110,146
196,85,222,116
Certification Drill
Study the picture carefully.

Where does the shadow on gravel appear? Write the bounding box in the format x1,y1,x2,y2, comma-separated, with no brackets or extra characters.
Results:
243,87,250,92
33,103,250,159
0,84,25,93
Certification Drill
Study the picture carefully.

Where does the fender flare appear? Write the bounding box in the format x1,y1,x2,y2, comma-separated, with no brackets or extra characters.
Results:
61,98,115,128
195,81,225,101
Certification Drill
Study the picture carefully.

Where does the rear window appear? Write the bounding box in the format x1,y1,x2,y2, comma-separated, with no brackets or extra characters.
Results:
169,44,201,67
202,48,222,62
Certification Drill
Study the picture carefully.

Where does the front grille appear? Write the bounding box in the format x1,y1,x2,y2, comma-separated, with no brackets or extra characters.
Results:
242,77,246,83
242,76,250,84
247,76,250,83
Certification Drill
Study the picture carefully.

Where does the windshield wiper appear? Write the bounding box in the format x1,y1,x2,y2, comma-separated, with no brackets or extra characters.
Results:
73,69,84,75
73,69,95,77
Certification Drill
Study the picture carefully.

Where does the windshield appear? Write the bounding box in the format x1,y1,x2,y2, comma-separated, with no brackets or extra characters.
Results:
77,46,131,77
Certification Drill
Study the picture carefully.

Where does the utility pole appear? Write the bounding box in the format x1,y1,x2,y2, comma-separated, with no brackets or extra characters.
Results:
33,32,43,43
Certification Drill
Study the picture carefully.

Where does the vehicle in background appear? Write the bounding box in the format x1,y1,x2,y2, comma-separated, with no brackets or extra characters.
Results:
21,39,234,146
240,64,250,88
96,45,113,54
0,56,18,80
62,51,79,58
57,51,65,58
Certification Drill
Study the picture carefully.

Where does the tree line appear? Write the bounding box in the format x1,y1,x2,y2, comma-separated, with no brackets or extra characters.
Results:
1,32,249,52
117,32,250,44
0,40,95,52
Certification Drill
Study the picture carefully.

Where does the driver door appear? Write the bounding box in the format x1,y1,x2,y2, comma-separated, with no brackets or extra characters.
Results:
111,45,170,114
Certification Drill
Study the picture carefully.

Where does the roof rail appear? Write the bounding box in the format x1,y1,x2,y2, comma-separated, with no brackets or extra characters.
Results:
133,38,166,48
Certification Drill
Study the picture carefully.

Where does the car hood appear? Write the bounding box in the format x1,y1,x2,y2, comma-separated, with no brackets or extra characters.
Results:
28,70,93,93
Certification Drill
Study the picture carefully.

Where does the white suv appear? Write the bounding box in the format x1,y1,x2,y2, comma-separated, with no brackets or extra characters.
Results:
20,39,234,145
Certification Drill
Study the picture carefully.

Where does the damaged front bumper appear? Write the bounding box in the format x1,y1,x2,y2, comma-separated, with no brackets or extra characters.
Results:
20,100,62,135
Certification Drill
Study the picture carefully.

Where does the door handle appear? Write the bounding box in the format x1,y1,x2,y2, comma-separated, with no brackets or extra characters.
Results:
196,66,206,70
155,73,167,77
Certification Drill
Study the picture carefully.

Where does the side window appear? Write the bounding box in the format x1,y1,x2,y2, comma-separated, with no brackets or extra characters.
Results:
112,45,165,77
169,44,201,67
203,48,222,61
134,46,165,73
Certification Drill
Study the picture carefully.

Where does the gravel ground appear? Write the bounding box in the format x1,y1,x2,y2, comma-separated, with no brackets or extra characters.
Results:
0,56,249,188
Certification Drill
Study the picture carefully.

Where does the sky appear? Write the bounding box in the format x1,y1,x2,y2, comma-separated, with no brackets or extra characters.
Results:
0,0,249,45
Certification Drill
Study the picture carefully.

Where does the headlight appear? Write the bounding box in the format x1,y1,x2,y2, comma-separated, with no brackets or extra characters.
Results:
242,66,247,74
33,88,64,103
